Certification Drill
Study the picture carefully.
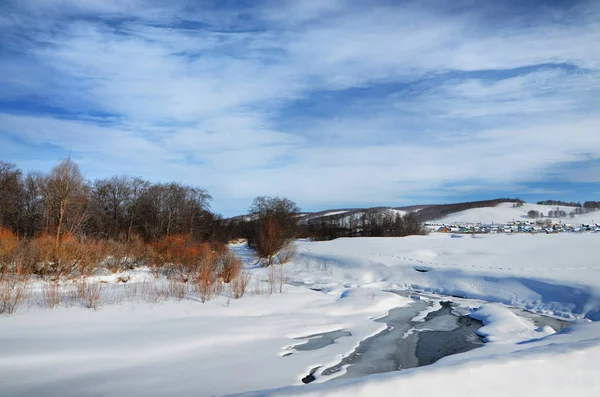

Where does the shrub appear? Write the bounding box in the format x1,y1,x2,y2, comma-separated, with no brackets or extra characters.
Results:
20,234,109,279
248,196,300,266
195,259,217,303
231,272,251,299
217,251,242,283
168,278,187,301
22,233,57,277
0,273,28,314
76,279,104,310
42,281,62,309
0,227,19,273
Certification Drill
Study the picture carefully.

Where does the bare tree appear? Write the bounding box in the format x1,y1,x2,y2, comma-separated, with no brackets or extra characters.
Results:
89,176,132,239
249,196,300,266
20,172,44,237
40,158,88,248
126,177,149,241
0,161,24,231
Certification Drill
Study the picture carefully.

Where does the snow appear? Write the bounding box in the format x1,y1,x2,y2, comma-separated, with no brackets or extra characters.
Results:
1,233,599,396
0,275,410,397
387,209,407,217
435,202,599,224
320,210,350,217
409,298,442,322
297,233,600,320
470,303,555,343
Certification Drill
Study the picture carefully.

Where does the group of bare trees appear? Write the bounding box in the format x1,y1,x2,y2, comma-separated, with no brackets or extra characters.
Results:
307,210,426,240
0,159,221,243
537,200,582,207
246,196,300,266
1,159,306,270
537,200,600,214
2,158,434,269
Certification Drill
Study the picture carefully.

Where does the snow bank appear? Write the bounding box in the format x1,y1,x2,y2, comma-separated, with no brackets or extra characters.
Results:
470,303,555,343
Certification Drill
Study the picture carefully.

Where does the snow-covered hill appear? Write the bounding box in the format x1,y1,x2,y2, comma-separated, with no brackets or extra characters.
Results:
434,202,599,225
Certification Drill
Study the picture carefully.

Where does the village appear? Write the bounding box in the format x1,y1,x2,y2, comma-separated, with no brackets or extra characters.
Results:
427,219,600,234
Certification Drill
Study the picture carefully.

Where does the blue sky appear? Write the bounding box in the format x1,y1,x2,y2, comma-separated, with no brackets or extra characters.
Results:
0,0,599,216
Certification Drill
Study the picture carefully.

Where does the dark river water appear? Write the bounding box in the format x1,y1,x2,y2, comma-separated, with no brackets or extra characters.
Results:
296,293,570,384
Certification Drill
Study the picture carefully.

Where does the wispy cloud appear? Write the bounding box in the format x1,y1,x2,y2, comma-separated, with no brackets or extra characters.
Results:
0,0,599,214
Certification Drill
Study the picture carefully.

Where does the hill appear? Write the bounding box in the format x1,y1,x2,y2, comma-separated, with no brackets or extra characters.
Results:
434,202,599,225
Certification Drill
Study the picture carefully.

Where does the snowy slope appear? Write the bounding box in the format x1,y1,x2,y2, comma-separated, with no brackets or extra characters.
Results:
295,233,600,320
435,202,598,224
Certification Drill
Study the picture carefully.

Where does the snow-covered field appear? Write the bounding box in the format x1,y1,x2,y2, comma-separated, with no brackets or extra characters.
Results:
435,202,599,225
1,233,600,396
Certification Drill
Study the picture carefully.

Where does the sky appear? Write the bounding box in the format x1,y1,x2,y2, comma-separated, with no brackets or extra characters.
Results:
0,0,599,216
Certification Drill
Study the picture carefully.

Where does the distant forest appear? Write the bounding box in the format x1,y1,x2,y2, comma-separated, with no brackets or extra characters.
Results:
537,200,600,209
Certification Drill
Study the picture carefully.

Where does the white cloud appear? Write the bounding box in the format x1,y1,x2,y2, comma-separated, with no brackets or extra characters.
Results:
1,0,599,214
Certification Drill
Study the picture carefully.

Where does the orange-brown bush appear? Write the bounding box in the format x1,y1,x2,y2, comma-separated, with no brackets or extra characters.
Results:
126,234,154,266
152,236,226,282
230,271,251,299
62,235,111,277
0,227,19,277
21,234,110,279
145,236,244,303
104,234,154,273
195,255,218,303
22,233,56,276
217,251,242,283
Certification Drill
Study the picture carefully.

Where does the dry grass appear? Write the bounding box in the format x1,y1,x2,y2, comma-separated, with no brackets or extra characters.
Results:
253,276,264,296
152,283,171,302
42,281,62,309
138,280,170,303
168,278,187,301
0,272,29,315
125,282,139,299
76,279,104,310
267,265,289,294
275,265,289,293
